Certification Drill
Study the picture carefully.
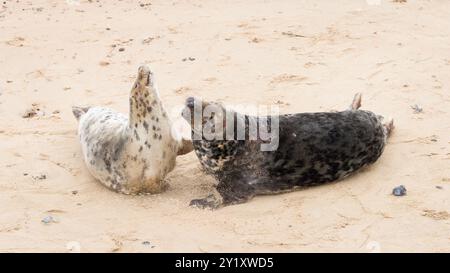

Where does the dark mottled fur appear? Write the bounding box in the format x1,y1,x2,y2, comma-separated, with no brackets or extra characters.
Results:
182,95,392,208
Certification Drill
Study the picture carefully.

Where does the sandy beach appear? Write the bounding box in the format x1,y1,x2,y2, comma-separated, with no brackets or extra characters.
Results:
0,0,449,252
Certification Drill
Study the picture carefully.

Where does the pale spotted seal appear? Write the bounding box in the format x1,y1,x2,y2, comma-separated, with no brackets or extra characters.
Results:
73,66,193,194
181,94,393,208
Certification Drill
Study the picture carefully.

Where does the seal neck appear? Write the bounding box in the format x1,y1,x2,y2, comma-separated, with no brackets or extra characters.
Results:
128,81,169,129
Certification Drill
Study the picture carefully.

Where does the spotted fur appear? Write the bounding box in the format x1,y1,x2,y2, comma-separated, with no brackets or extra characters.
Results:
182,94,393,208
73,66,192,194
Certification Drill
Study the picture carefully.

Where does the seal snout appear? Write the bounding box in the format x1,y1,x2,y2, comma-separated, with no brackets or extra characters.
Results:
137,65,153,87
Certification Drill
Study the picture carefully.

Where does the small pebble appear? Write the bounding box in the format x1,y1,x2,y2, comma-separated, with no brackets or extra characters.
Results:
392,185,407,196
41,216,58,224
118,47,125,52
436,186,443,190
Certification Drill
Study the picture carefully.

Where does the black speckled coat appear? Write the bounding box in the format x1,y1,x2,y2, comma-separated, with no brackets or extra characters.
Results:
192,109,387,206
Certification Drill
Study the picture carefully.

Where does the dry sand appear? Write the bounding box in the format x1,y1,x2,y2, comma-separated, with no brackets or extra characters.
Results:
0,0,449,252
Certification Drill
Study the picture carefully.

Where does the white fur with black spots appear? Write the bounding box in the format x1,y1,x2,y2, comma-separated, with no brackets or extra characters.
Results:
73,66,193,194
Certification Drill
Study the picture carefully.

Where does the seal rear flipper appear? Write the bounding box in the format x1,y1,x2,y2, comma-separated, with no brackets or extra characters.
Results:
348,92,362,110
72,106,91,121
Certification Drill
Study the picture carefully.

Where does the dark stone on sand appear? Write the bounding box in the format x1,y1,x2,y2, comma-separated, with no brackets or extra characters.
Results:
392,185,407,196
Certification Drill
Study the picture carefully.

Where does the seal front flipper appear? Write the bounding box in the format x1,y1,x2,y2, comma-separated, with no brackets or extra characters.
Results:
348,92,362,111
189,180,256,209
189,194,221,209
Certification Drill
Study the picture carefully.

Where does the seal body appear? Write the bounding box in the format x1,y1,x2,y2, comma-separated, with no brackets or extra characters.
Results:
182,94,393,207
73,66,192,194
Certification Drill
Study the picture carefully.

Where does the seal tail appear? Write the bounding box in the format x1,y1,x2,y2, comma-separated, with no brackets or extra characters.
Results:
383,117,394,138
72,106,90,121
349,92,362,110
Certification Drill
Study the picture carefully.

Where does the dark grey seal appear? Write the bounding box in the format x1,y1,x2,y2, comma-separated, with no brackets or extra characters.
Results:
181,93,393,208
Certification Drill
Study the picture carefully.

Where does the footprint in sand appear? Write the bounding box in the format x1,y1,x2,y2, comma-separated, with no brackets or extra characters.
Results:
142,36,160,45
274,100,291,106
421,209,450,221
396,135,438,144
5,37,25,47
249,37,263,43
270,74,308,85
203,77,217,83
26,69,52,81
